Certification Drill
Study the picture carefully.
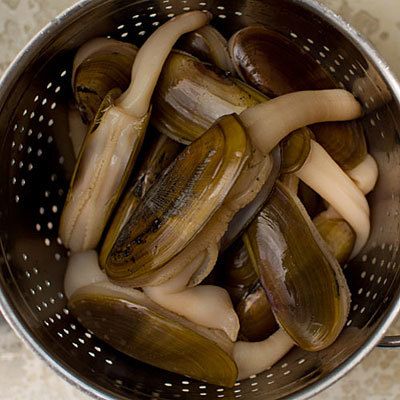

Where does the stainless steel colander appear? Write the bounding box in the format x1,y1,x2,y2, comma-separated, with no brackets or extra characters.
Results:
1,0,400,399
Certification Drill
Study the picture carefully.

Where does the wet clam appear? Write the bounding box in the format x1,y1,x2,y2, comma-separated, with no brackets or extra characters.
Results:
153,49,363,159
59,11,211,252
105,114,249,286
246,182,351,351
229,88,368,258
70,282,238,386
152,51,264,144
66,250,292,384
59,87,150,252
66,250,238,387
105,110,277,289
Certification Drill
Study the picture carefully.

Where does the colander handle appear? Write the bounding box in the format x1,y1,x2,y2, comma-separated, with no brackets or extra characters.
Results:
379,336,400,348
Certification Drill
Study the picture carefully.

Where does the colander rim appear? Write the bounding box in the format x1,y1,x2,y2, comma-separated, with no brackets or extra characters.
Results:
0,0,400,399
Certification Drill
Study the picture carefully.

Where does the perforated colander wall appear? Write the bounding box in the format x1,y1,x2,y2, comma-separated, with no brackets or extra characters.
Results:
0,0,400,399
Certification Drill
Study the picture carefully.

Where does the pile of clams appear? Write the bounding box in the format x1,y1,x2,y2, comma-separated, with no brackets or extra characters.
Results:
60,12,378,387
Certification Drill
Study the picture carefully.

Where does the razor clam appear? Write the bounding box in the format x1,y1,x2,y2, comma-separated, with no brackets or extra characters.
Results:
69,281,238,387
105,114,249,286
178,25,236,74
228,26,368,171
153,47,365,176
236,281,278,342
152,51,264,144
60,88,149,252
99,133,182,267
66,249,238,386
246,182,351,351
73,38,138,124
314,212,356,264
59,11,211,252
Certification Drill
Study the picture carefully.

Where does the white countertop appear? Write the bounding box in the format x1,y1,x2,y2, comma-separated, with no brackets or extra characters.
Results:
1,0,400,399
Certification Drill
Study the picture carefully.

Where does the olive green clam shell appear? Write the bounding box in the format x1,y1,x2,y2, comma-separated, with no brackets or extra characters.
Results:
69,282,238,387
105,114,249,287
246,182,351,351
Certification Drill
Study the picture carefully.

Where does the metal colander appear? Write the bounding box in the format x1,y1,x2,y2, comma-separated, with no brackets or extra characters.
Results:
1,0,400,399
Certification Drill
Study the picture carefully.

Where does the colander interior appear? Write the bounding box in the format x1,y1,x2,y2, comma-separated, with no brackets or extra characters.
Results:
0,0,400,399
